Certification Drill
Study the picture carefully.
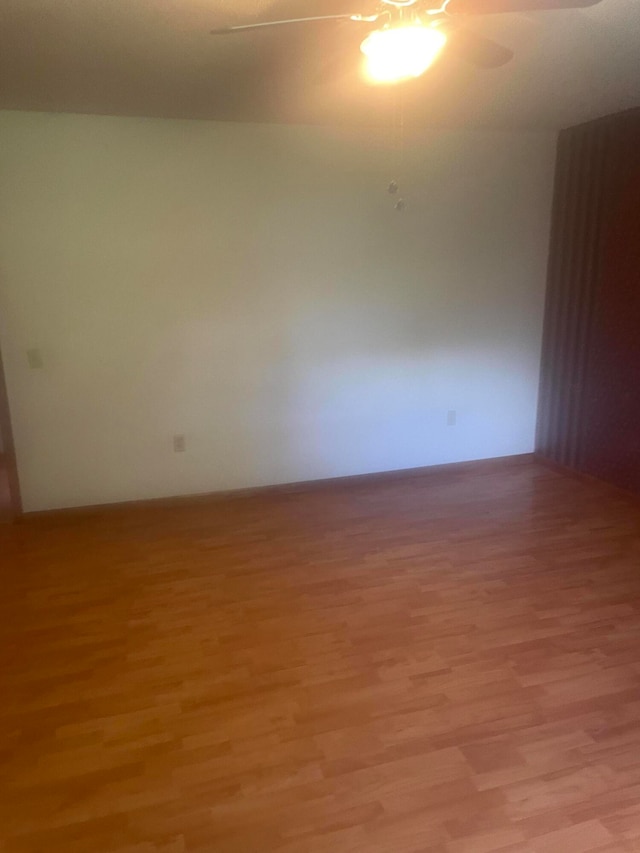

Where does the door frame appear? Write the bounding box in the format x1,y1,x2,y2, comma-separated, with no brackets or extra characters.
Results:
0,345,22,519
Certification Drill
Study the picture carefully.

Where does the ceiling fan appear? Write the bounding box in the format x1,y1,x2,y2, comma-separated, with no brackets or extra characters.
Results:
211,0,603,84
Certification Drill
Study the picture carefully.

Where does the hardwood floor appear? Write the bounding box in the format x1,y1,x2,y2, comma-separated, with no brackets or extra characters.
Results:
2,459,640,852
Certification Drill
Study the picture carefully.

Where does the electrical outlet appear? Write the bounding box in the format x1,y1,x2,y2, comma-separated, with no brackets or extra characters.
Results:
173,434,186,453
447,410,457,427
27,348,44,369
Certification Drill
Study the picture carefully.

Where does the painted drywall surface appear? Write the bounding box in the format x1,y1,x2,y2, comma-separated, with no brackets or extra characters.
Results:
0,111,556,511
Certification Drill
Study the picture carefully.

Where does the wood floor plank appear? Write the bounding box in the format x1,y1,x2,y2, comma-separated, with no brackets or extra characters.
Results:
2,460,640,851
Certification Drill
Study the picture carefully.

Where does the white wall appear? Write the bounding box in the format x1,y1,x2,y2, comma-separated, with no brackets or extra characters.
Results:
0,111,556,511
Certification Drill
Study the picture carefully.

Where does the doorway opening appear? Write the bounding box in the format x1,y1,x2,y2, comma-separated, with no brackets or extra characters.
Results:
0,346,21,521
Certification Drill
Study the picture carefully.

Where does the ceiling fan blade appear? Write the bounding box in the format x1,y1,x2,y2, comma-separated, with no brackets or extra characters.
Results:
444,0,602,13
444,27,514,68
211,14,377,36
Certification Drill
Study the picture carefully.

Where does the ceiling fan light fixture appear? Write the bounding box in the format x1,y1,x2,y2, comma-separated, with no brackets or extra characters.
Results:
360,24,447,84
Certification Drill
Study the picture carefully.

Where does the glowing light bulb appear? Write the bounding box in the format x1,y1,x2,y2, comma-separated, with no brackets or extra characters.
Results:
360,25,447,84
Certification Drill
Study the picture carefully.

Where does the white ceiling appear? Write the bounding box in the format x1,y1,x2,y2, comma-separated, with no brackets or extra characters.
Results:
0,0,638,129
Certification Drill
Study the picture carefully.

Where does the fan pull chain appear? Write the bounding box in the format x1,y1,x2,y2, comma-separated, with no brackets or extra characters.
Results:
388,87,406,211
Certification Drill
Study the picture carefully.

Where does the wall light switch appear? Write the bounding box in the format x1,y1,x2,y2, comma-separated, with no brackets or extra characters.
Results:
173,434,186,453
447,410,457,427
27,348,44,369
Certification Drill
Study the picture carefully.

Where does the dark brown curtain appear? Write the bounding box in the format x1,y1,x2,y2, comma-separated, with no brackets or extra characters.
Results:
536,109,640,493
